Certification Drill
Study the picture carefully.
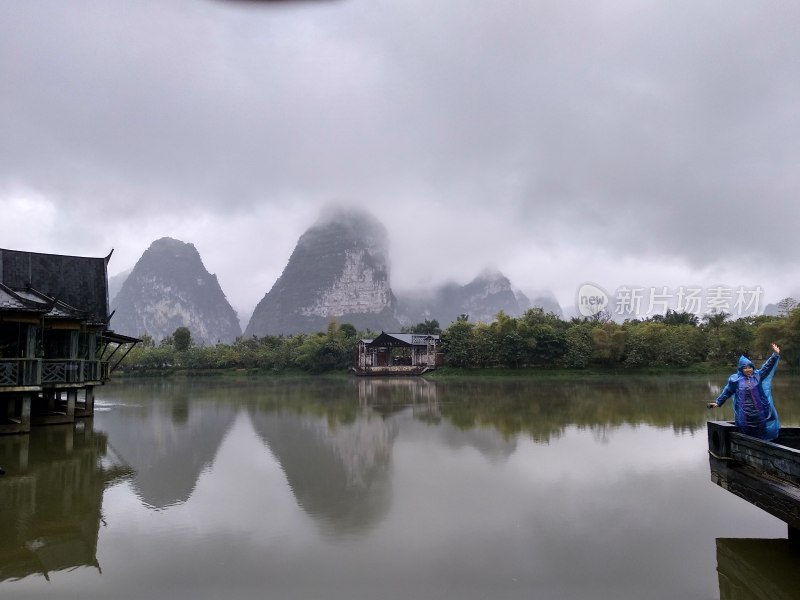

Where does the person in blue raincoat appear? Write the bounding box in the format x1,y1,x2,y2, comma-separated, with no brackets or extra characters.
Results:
708,343,781,440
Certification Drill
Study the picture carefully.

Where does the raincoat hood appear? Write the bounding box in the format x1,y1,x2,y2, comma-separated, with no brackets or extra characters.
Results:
738,355,755,372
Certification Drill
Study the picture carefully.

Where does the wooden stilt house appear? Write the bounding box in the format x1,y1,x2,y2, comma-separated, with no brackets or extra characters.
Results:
0,248,139,434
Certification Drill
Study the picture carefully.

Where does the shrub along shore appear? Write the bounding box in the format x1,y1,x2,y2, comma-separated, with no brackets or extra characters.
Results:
117,306,800,376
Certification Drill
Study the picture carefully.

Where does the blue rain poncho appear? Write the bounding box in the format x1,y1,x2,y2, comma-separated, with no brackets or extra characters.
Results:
714,352,780,440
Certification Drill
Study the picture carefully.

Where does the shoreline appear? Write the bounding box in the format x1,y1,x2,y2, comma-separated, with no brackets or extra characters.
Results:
107,363,788,380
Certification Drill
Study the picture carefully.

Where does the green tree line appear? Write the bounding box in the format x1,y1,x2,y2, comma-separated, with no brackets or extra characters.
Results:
441,306,800,369
121,322,360,373
118,303,800,374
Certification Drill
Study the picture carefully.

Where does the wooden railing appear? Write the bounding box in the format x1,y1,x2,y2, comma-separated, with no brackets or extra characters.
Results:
0,359,42,387
82,360,106,382
42,359,83,384
0,358,110,388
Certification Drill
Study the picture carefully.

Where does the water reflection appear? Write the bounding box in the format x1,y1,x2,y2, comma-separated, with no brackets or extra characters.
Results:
250,408,395,536
357,378,518,462
715,538,800,599
96,381,238,509
91,375,800,518
431,375,800,442
357,376,439,411
0,422,131,582
4,375,797,597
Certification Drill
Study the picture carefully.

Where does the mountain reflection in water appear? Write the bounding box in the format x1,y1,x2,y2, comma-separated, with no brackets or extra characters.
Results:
95,377,534,523
91,376,800,516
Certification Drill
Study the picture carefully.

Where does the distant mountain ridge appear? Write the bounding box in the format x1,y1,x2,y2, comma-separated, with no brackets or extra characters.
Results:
396,267,534,327
109,209,563,340
110,237,241,344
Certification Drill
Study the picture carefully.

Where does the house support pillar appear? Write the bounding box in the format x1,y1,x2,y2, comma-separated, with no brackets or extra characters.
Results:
20,394,31,431
76,386,94,417
66,389,76,420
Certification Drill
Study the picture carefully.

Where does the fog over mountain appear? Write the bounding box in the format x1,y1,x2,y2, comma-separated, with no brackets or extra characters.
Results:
244,206,399,336
4,2,800,324
109,207,555,339
243,206,557,336
108,268,131,305
395,266,560,327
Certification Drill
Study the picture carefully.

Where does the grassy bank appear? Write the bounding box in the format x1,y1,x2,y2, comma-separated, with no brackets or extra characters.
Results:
112,367,353,380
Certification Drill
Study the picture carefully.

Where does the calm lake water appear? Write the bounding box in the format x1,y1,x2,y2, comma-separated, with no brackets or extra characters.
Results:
2,374,800,599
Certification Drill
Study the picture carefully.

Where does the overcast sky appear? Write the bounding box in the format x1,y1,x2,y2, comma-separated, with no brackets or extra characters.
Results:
2,0,799,325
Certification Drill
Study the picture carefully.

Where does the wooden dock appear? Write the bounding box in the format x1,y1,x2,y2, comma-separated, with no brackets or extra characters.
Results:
707,420,800,541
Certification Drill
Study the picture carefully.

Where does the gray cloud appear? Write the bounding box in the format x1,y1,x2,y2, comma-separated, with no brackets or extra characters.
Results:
2,0,799,322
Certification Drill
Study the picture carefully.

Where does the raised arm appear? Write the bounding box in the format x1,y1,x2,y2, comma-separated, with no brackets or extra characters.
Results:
758,343,781,379
757,343,781,395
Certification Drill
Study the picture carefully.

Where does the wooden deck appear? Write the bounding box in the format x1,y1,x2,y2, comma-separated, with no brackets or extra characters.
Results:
707,421,800,540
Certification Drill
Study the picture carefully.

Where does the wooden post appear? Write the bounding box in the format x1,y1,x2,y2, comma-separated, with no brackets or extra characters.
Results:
84,386,94,416
26,324,36,359
707,420,737,458
66,388,77,420
20,393,31,432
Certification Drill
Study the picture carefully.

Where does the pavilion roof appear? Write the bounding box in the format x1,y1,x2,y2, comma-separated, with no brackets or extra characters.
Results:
363,332,440,347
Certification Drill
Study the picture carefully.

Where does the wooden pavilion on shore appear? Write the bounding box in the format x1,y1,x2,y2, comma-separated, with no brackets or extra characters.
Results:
0,248,139,435
354,332,443,376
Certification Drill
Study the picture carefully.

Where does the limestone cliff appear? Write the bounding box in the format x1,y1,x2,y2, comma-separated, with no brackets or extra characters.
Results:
244,206,398,336
110,237,241,344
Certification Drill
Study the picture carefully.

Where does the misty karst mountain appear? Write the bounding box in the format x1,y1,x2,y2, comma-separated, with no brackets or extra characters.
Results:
395,267,553,327
108,267,131,304
243,207,559,336
110,237,241,344
108,210,562,340
244,206,399,337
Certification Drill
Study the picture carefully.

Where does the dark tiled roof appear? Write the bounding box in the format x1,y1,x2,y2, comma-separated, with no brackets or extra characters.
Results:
16,288,86,319
0,282,49,312
0,248,110,322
